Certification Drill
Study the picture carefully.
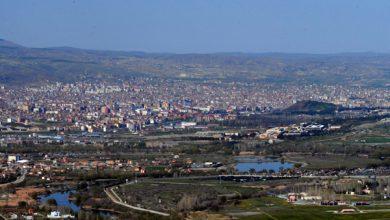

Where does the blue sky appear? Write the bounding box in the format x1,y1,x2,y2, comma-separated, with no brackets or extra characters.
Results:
1,0,390,53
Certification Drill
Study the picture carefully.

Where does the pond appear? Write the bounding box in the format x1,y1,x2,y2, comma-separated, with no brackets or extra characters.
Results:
235,158,293,173
38,191,80,212
38,191,117,218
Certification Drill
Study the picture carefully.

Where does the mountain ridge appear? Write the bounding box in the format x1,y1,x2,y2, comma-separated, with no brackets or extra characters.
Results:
3,39,390,56
0,39,390,86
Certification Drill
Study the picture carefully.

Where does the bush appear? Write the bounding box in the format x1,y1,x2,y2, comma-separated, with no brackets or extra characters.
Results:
47,198,57,206
18,201,27,208
294,163,302,168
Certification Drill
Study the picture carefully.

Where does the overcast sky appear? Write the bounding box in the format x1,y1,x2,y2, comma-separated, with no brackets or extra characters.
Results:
1,0,390,53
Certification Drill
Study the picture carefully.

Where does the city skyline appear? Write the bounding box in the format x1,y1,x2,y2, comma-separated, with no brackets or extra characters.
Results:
0,1,389,219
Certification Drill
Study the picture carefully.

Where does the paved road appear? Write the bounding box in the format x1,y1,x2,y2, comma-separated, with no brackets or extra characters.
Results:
13,169,27,184
104,184,170,217
0,213,8,220
301,175,390,179
0,169,27,188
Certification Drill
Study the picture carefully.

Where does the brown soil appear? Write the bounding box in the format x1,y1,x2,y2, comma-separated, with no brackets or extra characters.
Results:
0,187,45,207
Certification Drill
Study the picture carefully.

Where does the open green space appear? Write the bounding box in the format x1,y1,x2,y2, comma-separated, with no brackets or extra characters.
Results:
285,154,382,169
364,136,390,144
223,196,390,220
114,180,261,213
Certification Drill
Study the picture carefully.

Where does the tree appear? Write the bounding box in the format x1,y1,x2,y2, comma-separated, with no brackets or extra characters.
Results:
177,194,199,211
294,163,302,169
18,201,27,208
47,198,57,206
219,195,227,204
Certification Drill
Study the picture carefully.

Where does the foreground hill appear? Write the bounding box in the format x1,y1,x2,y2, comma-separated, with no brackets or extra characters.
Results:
0,39,390,86
284,100,340,115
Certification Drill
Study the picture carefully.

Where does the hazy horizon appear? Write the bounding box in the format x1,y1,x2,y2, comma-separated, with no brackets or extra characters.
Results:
1,0,390,54
2,38,390,56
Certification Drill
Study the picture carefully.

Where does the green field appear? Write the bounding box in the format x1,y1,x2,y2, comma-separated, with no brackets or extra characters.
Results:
223,196,390,220
285,154,382,169
364,136,390,143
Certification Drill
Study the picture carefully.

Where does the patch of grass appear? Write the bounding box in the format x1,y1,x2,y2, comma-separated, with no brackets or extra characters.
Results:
238,197,286,209
226,196,390,220
364,136,390,143
285,154,382,169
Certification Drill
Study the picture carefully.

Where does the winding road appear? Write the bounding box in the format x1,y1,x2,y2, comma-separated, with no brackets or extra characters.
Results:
0,169,27,188
104,183,170,217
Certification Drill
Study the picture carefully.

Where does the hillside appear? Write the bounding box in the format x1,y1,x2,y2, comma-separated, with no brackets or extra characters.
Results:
284,100,339,115
0,39,390,86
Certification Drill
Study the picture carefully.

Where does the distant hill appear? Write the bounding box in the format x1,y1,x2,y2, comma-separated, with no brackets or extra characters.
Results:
0,39,390,86
0,39,23,48
284,101,339,115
